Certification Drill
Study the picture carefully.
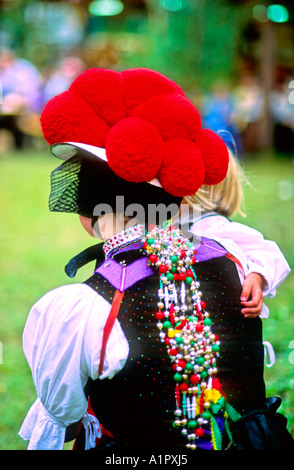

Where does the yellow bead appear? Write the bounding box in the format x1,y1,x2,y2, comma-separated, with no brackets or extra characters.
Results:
168,329,177,338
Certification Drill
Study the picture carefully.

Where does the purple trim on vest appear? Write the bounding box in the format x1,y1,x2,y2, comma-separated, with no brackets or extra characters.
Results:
95,257,154,292
95,237,228,292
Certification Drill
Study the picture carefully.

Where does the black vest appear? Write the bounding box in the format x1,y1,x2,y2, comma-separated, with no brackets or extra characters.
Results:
83,247,265,451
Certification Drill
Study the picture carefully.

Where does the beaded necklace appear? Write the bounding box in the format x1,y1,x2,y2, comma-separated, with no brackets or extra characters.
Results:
142,223,240,450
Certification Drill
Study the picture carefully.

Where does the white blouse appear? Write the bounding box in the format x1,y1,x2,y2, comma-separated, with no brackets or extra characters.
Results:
188,212,291,318
19,283,129,450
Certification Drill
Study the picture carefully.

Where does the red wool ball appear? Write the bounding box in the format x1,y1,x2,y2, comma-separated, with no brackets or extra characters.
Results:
194,129,229,185
105,117,164,183
69,68,126,126
40,91,110,147
121,67,185,113
131,93,202,142
158,138,205,197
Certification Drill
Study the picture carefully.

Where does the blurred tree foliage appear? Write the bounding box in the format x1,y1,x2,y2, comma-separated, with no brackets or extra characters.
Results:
122,0,252,91
1,0,253,91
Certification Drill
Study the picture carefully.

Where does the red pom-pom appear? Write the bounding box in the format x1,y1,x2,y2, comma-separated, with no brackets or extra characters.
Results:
70,68,126,126
40,91,109,147
195,129,229,185
158,138,205,197
131,93,201,142
105,117,164,183
122,68,184,113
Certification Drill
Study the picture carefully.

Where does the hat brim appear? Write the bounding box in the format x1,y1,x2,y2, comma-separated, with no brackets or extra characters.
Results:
49,142,182,221
50,142,162,189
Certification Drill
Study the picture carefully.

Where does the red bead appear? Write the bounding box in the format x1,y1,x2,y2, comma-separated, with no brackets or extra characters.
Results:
195,322,203,332
191,256,196,264
195,427,205,437
159,264,168,273
186,269,193,278
180,383,189,392
178,272,186,281
155,311,164,320
142,241,148,249
190,374,200,384
200,300,206,309
173,273,178,281
149,254,158,264
169,347,178,356
164,338,170,345
177,359,186,369
180,250,186,258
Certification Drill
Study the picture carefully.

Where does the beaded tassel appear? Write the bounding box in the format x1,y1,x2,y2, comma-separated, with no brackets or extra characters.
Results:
143,224,238,450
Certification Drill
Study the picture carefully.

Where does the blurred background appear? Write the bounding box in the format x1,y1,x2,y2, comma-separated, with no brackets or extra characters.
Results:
0,0,293,450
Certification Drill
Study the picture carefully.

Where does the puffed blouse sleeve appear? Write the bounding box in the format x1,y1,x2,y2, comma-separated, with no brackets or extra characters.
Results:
19,283,129,450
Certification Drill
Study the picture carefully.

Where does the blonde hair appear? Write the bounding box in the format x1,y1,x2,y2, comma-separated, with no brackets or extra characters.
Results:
184,151,247,218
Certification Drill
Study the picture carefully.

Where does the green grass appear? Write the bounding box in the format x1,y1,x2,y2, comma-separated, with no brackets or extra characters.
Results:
0,149,293,450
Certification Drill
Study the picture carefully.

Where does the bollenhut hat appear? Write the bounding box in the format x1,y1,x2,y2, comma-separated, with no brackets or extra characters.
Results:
40,67,229,219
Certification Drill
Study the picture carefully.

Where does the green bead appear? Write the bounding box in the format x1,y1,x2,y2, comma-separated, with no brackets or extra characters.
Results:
166,272,174,281
170,255,178,264
185,276,193,284
196,357,205,365
185,363,193,370
187,420,197,428
202,412,210,420
163,320,171,329
174,372,182,381
171,266,177,272
200,370,208,378
212,344,220,352
203,318,212,326
175,336,183,344
147,238,155,245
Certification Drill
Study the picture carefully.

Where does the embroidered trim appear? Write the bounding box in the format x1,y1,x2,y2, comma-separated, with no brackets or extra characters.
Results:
103,224,145,258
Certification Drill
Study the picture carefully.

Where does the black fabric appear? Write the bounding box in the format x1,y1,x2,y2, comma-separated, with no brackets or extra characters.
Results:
64,243,104,278
230,397,294,450
81,249,267,451
49,154,182,220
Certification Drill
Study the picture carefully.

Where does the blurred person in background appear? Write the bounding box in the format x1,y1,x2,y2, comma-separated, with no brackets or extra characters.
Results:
0,47,42,149
42,56,85,106
200,82,242,156
270,80,294,157
232,75,265,153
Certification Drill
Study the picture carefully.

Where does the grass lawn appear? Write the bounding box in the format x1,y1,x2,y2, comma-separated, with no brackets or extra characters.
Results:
0,148,293,450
